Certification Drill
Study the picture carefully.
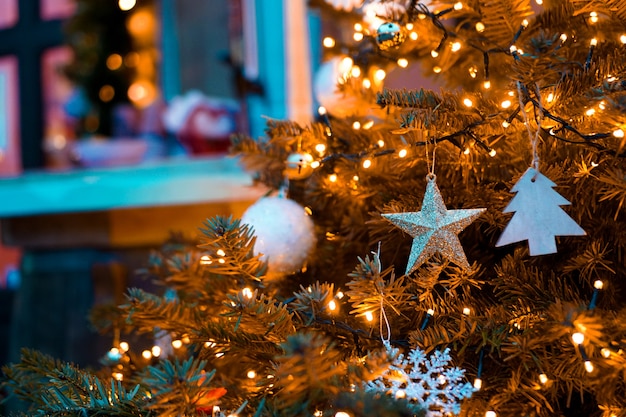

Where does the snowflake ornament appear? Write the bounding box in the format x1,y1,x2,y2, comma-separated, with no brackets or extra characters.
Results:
365,342,475,416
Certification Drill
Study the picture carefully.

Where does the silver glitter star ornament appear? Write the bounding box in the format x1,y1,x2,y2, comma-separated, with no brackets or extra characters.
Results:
382,175,486,275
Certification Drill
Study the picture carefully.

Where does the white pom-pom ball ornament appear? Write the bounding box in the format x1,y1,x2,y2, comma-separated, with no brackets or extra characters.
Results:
241,196,316,278
314,56,358,118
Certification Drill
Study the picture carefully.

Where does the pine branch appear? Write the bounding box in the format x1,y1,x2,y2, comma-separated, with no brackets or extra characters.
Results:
1,349,150,416
140,357,225,416
197,216,268,284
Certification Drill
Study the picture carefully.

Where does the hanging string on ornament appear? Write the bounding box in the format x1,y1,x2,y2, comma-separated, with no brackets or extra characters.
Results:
371,241,392,344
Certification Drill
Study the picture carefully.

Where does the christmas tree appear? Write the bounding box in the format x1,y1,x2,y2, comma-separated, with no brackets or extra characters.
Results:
3,0,626,416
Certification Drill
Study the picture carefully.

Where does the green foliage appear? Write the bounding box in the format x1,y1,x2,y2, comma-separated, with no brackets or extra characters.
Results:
140,358,219,416
1,349,150,416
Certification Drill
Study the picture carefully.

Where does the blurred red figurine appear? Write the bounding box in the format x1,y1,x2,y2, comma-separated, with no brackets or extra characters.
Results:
163,90,239,155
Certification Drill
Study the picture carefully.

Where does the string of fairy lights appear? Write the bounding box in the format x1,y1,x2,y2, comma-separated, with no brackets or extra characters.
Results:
100,1,626,416
104,254,613,416
314,0,626,172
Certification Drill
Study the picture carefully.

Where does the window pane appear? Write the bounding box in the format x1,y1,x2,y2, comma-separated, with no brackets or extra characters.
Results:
0,0,18,29
41,47,74,141
0,55,21,176
40,0,76,21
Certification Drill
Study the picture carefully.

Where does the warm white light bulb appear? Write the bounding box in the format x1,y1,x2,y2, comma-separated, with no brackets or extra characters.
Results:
397,58,409,68
395,389,406,399
172,339,183,349
590,38,598,46
451,42,462,52
585,108,596,116
247,370,257,379
475,22,485,32
119,341,129,352
621,34,626,44
463,98,473,107
485,411,496,417
483,80,491,89
329,174,338,183
433,66,442,73
427,308,435,315
584,360,594,373
362,159,372,169
328,300,337,311
489,149,497,157
431,50,439,58
539,373,548,384
613,128,624,138
353,32,364,41
375,69,386,81
409,31,418,40
454,2,463,10
473,378,482,389
365,311,374,322
501,99,512,108
463,307,471,315
594,280,604,289
502,121,510,128
151,346,162,357
572,332,585,345
142,350,152,360
118,0,136,11
601,348,611,358
323,37,336,48
352,121,361,130
339,57,353,73
398,149,408,158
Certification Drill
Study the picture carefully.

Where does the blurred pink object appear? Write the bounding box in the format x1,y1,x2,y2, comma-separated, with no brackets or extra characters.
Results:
163,90,239,155
72,137,148,168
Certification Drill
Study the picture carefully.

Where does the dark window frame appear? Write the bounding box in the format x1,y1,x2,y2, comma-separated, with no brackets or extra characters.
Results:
0,1,64,169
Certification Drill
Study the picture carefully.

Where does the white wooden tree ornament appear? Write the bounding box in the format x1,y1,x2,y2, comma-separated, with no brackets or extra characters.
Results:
495,167,586,256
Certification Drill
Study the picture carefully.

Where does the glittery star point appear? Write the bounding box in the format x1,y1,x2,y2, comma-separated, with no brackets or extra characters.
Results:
382,176,486,275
